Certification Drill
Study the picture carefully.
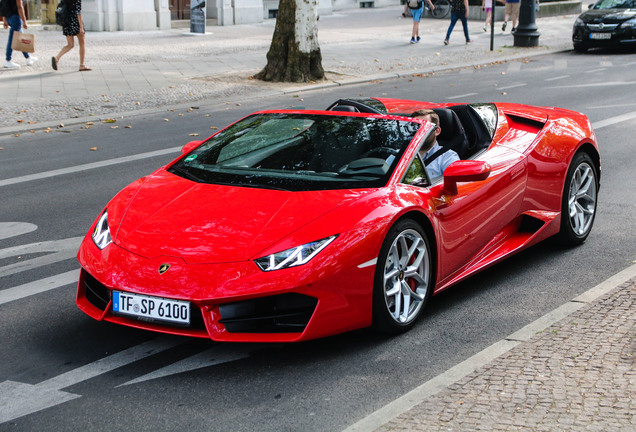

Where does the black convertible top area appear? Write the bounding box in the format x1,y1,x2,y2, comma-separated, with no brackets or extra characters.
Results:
326,99,495,161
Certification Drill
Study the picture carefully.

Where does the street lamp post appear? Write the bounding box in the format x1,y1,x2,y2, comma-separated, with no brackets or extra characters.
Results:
513,0,540,47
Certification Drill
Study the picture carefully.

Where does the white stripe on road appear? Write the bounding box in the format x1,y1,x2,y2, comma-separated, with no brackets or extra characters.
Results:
498,83,527,90
0,222,37,241
342,263,636,432
0,269,79,305
119,346,252,387
0,338,182,424
0,236,83,278
0,146,181,188
544,75,569,81
446,93,477,100
591,110,636,130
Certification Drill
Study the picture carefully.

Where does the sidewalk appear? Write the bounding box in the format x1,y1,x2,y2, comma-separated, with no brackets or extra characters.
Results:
375,276,635,431
1,6,577,133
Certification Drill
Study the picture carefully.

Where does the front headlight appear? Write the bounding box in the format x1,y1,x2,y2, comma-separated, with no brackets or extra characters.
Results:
92,211,112,250
255,235,337,271
574,18,585,27
621,17,636,28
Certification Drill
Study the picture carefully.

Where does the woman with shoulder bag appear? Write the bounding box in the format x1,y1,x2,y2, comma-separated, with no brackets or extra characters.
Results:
52,0,91,71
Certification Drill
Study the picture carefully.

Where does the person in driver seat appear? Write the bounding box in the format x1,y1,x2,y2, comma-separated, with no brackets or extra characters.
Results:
411,109,460,178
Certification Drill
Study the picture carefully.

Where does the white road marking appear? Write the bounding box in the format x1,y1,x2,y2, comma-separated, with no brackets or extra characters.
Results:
446,93,477,100
544,75,569,81
342,263,636,432
0,269,79,305
498,83,527,90
0,146,181,188
119,345,252,387
0,338,182,424
0,222,37,241
592,110,636,130
0,236,83,278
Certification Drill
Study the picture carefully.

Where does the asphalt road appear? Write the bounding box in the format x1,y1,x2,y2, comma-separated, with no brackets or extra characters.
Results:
1,50,635,431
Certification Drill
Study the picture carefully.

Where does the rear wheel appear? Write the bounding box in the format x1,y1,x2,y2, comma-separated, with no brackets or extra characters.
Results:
555,152,598,246
372,219,434,333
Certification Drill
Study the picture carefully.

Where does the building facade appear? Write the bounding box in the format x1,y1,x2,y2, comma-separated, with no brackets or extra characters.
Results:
32,0,403,31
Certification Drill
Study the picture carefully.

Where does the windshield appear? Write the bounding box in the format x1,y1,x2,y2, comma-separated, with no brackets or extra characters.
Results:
169,113,421,191
593,0,635,9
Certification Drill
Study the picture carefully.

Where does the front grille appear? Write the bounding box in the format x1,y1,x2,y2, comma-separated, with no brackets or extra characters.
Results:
218,293,318,333
587,23,619,31
82,270,206,331
83,271,110,311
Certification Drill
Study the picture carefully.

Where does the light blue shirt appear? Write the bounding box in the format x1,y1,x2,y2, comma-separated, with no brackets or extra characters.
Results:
423,141,460,179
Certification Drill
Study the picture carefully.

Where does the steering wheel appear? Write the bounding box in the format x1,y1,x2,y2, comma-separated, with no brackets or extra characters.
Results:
362,147,400,160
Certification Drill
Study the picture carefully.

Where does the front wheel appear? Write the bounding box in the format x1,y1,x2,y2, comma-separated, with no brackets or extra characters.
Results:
372,219,434,334
555,152,598,246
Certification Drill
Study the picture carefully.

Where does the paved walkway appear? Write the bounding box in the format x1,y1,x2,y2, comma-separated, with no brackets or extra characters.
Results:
375,277,635,432
2,6,635,431
1,6,576,132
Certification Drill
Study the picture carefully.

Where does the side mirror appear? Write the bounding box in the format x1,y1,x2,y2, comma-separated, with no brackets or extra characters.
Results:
442,160,492,195
181,140,202,155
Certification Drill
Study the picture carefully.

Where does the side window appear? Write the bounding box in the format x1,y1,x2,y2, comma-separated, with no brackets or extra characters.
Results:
403,156,429,186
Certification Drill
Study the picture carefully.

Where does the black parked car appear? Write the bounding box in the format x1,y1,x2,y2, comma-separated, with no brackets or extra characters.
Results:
572,0,636,52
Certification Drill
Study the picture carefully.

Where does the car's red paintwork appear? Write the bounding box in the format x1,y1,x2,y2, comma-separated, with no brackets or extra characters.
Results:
76,98,600,342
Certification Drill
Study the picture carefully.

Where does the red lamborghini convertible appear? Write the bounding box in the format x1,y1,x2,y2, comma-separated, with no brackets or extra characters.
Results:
76,98,600,342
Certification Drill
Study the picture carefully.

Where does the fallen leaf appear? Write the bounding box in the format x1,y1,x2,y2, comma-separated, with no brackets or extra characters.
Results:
111,126,119,129
90,147,98,151
86,121,94,126
14,134,20,137
164,119,169,122
210,126,218,129
189,133,200,136
125,125,132,129
28,121,37,124
103,118,116,123
17,120,24,123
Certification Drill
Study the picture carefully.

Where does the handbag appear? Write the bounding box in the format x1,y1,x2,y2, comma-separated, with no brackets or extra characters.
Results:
11,32,36,54
56,0,68,26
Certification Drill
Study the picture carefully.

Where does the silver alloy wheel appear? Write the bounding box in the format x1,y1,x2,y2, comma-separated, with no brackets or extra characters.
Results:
382,229,430,324
568,161,597,236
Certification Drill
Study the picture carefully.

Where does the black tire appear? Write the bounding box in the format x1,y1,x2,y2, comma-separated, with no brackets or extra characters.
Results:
573,43,588,53
555,152,598,246
372,219,434,334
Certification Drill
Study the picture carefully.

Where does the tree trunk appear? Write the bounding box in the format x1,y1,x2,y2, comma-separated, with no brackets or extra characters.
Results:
255,0,324,83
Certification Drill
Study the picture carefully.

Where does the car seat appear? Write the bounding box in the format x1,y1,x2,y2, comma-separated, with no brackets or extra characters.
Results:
432,108,471,160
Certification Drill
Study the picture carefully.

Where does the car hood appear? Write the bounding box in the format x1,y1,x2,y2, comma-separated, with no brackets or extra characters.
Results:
113,171,367,264
578,9,636,23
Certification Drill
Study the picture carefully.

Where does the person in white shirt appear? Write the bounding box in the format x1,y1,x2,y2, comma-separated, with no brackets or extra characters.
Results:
411,109,460,179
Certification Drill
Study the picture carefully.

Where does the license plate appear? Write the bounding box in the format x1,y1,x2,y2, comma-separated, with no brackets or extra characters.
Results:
112,291,190,326
590,33,612,40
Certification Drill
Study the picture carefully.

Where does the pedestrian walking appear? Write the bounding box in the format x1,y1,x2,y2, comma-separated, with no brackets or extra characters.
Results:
406,0,435,44
444,0,472,45
482,0,504,32
502,0,520,32
52,0,91,71
1,0,37,69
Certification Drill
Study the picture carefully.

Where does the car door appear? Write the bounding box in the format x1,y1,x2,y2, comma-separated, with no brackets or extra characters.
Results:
420,144,528,288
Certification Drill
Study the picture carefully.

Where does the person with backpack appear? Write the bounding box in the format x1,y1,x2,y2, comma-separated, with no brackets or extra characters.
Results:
1,0,37,69
407,0,435,44
51,0,91,71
